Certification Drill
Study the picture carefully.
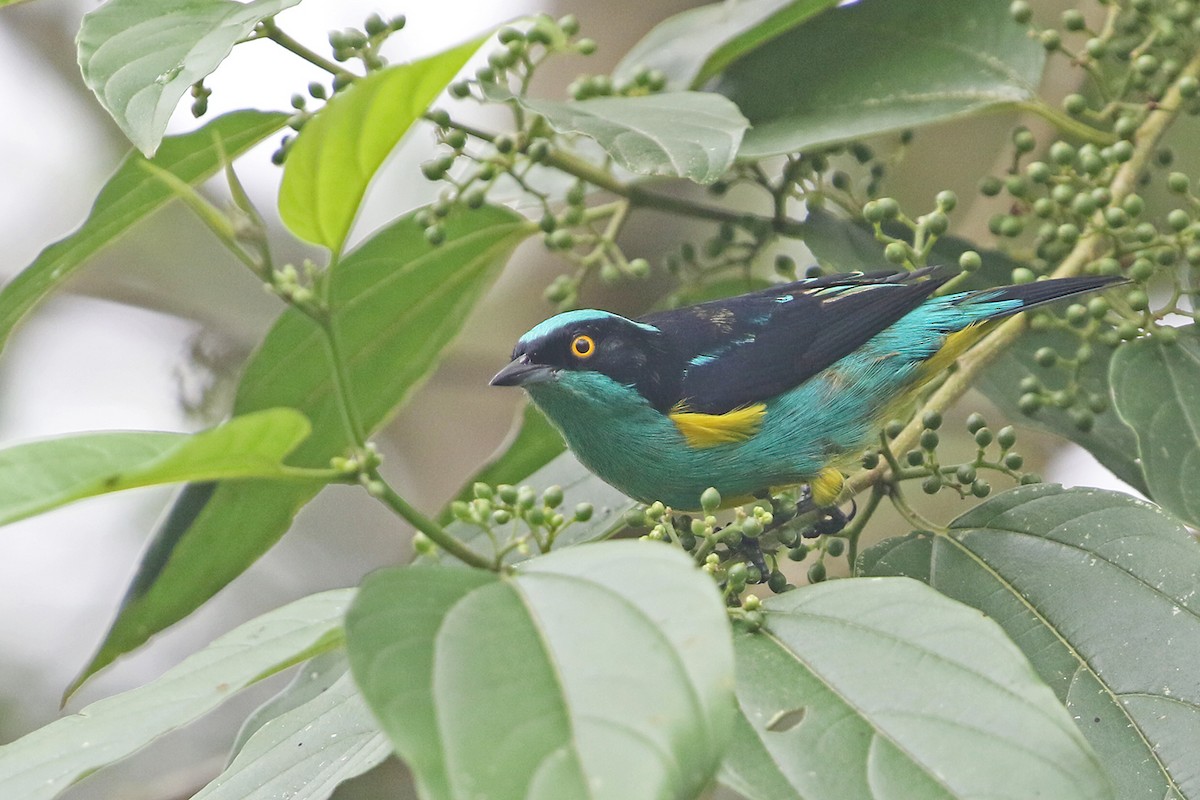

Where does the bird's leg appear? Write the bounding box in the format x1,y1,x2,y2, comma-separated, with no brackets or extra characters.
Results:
794,483,858,539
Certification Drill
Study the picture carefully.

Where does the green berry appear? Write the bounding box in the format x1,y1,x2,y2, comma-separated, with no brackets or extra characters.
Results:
542,485,564,508
1127,288,1150,311
922,475,943,495
1020,473,1042,485
862,449,880,469
936,190,958,211
1180,76,1200,98
1027,161,1052,183
956,464,977,484
959,250,982,271
922,410,943,430
1004,452,1025,470
1111,140,1134,163
1049,141,1076,165
979,176,1003,197
1122,194,1145,217
1040,29,1061,51
1035,346,1058,367
920,429,940,450
966,412,987,434
1018,393,1042,414
906,449,925,466
1062,9,1085,30
884,242,909,263
885,419,905,439
1168,172,1190,193
972,479,992,498
1104,207,1128,228
974,427,994,447
1168,209,1191,231
997,426,1017,449
807,561,827,583
826,538,846,557
1013,127,1036,152
1011,267,1036,284
788,544,810,561
701,486,722,512
1019,376,1041,393
1010,0,1032,23
767,571,789,593
1064,94,1087,115
1070,408,1095,432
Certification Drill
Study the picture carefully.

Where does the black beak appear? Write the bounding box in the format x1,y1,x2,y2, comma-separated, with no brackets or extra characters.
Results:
490,354,556,387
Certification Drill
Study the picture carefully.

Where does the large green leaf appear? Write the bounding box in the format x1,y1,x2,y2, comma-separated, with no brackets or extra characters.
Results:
1111,327,1200,526
713,0,1046,159
0,110,286,355
73,206,531,691
346,541,735,800
194,653,389,800
77,0,299,156
614,0,840,90
0,408,314,528
0,590,352,800
522,92,748,185
438,401,565,524
278,36,484,252
860,485,1200,800
723,577,1112,800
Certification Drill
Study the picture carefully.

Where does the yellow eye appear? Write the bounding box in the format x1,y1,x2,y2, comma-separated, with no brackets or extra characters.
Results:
571,334,596,359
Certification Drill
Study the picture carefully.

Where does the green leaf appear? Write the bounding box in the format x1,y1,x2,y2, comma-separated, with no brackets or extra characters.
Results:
522,92,748,184
228,651,350,758
614,0,840,90
438,402,565,524
0,590,352,800
800,207,886,272
1111,327,1200,525
73,206,530,691
278,36,485,252
860,485,1200,800
713,0,1046,159
723,577,1112,800
0,110,286,355
0,408,314,528
347,542,735,800
77,0,299,156
194,653,390,800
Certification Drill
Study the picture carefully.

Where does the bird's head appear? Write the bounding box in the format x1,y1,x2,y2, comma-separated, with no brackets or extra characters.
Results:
490,309,668,403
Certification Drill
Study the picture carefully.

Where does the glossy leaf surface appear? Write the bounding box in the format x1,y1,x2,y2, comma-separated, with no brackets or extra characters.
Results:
0,408,312,528
278,37,483,252
714,0,1045,158
523,92,748,184
194,653,389,800
77,0,299,155
723,577,1112,800
347,541,735,800
614,0,840,90
0,590,353,800
1111,327,1200,525
861,485,1200,800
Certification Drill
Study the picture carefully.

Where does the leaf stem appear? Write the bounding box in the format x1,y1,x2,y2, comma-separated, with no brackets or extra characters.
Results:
367,469,495,569
257,18,356,81
1016,99,1117,146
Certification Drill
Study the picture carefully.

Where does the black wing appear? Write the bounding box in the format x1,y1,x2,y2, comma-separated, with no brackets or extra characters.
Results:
639,269,950,414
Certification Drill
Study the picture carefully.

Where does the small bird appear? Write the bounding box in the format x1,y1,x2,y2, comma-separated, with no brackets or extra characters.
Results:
491,268,1121,512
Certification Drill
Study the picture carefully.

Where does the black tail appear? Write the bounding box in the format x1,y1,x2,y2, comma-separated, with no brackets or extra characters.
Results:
965,274,1126,317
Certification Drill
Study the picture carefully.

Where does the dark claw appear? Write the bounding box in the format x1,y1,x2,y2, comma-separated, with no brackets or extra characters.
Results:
801,497,857,539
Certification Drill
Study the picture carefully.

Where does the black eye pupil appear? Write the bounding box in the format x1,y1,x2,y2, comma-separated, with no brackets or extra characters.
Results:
573,336,593,356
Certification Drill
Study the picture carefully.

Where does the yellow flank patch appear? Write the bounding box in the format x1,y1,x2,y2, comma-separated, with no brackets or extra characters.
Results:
917,322,993,382
669,402,766,448
809,467,846,508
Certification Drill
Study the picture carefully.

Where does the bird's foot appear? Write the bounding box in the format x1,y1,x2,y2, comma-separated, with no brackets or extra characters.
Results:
799,497,857,539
